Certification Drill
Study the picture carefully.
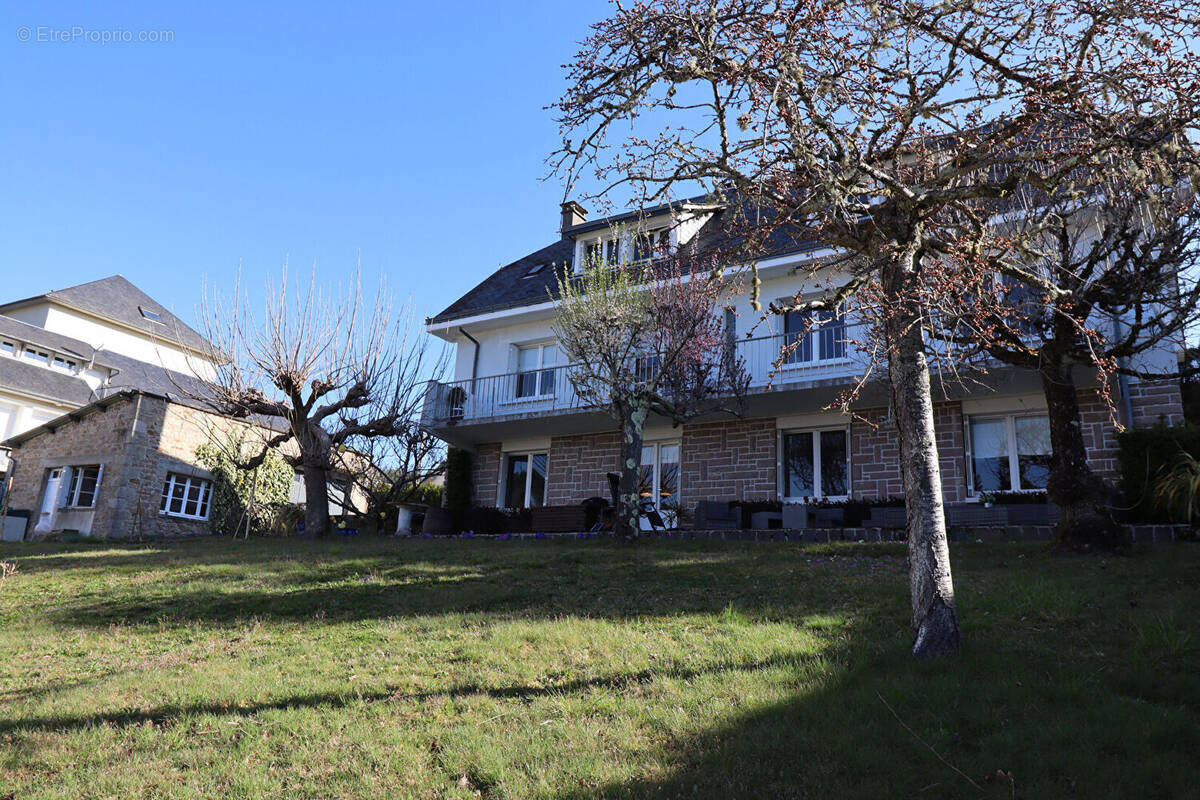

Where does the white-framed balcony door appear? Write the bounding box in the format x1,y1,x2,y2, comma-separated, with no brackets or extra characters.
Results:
639,441,681,529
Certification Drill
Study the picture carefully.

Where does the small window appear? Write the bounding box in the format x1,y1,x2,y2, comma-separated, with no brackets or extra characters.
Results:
968,414,1052,493
139,306,165,324
515,344,557,398
0,340,14,355
632,229,668,261
782,429,848,499
783,304,847,364
523,263,547,279
51,356,77,373
159,473,213,520
23,348,50,365
65,465,102,508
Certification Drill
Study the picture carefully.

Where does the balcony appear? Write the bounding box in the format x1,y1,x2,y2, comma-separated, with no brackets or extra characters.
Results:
421,330,866,430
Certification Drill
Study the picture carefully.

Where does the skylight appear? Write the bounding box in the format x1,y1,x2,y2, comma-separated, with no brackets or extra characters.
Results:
139,306,165,324
523,263,547,279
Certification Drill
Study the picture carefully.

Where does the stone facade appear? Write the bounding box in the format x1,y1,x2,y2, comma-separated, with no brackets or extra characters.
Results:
1128,379,1186,428
471,381,1189,514
470,442,502,507
678,418,777,509
5,392,274,539
545,430,621,505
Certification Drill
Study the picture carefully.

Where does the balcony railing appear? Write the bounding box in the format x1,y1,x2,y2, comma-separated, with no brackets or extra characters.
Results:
422,327,866,427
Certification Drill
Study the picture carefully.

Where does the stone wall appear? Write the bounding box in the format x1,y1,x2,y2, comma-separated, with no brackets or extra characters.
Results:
1128,379,1185,428
4,397,142,538
7,393,280,539
678,417,778,509
545,430,621,505
470,442,502,507
848,402,967,503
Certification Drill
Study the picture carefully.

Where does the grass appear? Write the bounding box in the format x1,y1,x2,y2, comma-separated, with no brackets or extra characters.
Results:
0,537,1196,799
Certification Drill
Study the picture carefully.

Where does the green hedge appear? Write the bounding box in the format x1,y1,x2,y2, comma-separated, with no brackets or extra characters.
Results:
1116,423,1200,522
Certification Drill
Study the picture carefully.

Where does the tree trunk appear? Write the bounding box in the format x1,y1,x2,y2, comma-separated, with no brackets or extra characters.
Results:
614,402,648,542
882,249,962,658
1039,351,1129,552
302,463,331,538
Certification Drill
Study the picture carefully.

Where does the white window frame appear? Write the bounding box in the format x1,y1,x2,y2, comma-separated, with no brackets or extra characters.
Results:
780,303,849,367
513,343,557,400
63,464,103,509
501,451,549,509
631,227,670,262
964,412,1052,496
23,347,50,365
0,340,14,356
159,472,213,520
639,440,681,527
779,426,851,502
51,355,77,373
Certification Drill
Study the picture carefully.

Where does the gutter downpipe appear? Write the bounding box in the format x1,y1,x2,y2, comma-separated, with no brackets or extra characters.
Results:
1113,316,1135,429
459,327,481,392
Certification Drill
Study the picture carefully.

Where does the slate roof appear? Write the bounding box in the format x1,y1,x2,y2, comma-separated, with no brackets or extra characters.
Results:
0,315,97,362
0,356,95,407
0,275,213,354
427,199,826,326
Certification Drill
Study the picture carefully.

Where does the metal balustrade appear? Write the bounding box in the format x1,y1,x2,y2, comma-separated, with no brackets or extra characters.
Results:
421,326,867,427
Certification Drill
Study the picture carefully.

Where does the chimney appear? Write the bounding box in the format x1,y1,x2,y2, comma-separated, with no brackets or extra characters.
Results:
559,200,588,236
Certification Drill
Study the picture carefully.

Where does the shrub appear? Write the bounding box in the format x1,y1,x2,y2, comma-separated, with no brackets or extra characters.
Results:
444,448,473,515
196,431,294,535
1154,451,1200,523
407,483,444,508
1117,424,1200,522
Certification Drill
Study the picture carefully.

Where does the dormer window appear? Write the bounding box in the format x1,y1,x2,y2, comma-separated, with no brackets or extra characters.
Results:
139,306,164,324
633,228,669,262
580,235,622,271
51,356,77,373
23,348,50,365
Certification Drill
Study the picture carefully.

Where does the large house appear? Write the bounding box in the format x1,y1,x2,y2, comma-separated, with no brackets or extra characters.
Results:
421,201,1185,523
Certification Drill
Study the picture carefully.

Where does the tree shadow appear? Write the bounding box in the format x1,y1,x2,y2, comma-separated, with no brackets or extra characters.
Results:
39,539,909,627
0,649,810,737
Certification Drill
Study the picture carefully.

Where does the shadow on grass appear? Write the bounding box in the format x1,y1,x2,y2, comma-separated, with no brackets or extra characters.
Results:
37,539,908,628
0,650,811,737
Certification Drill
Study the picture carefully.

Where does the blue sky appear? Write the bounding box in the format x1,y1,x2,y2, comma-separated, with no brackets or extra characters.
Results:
0,1,611,331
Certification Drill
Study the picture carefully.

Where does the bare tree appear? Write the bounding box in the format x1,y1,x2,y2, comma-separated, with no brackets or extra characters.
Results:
197,266,443,538
551,0,1200,655
936,167,1200,549
336,424,446,531
553,248,748,541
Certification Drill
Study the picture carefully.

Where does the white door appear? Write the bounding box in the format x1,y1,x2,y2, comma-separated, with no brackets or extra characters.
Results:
35,468,63,534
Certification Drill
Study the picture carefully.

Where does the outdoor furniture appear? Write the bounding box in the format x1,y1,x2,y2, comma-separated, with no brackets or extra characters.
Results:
863,506,907,528
782,504,810,529
945,504,1008,526
812,507,845,527
607,472,666,531
749,511,783,530
695,501,740,529
1004,503,1060,526
531,505,589,533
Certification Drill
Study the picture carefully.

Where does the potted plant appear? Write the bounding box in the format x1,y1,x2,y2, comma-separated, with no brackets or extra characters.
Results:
979,491,996,508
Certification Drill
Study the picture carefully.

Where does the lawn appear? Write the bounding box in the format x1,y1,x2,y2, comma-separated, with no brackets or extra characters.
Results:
0,537,1195,799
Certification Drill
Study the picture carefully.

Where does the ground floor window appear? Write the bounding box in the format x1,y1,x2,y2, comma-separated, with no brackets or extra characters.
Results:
782,428,849,499
639,441,680,527
160,473,213,520
967,414,1052,493
65,465,102,508
504,452,547,508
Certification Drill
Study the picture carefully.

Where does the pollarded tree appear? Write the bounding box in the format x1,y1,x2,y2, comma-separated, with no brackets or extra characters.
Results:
197,267,442,538
551,0,1200,655
936,166,1200,549
552,251,748,541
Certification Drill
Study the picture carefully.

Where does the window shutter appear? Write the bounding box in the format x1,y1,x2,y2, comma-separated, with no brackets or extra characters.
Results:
56,468,73,508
